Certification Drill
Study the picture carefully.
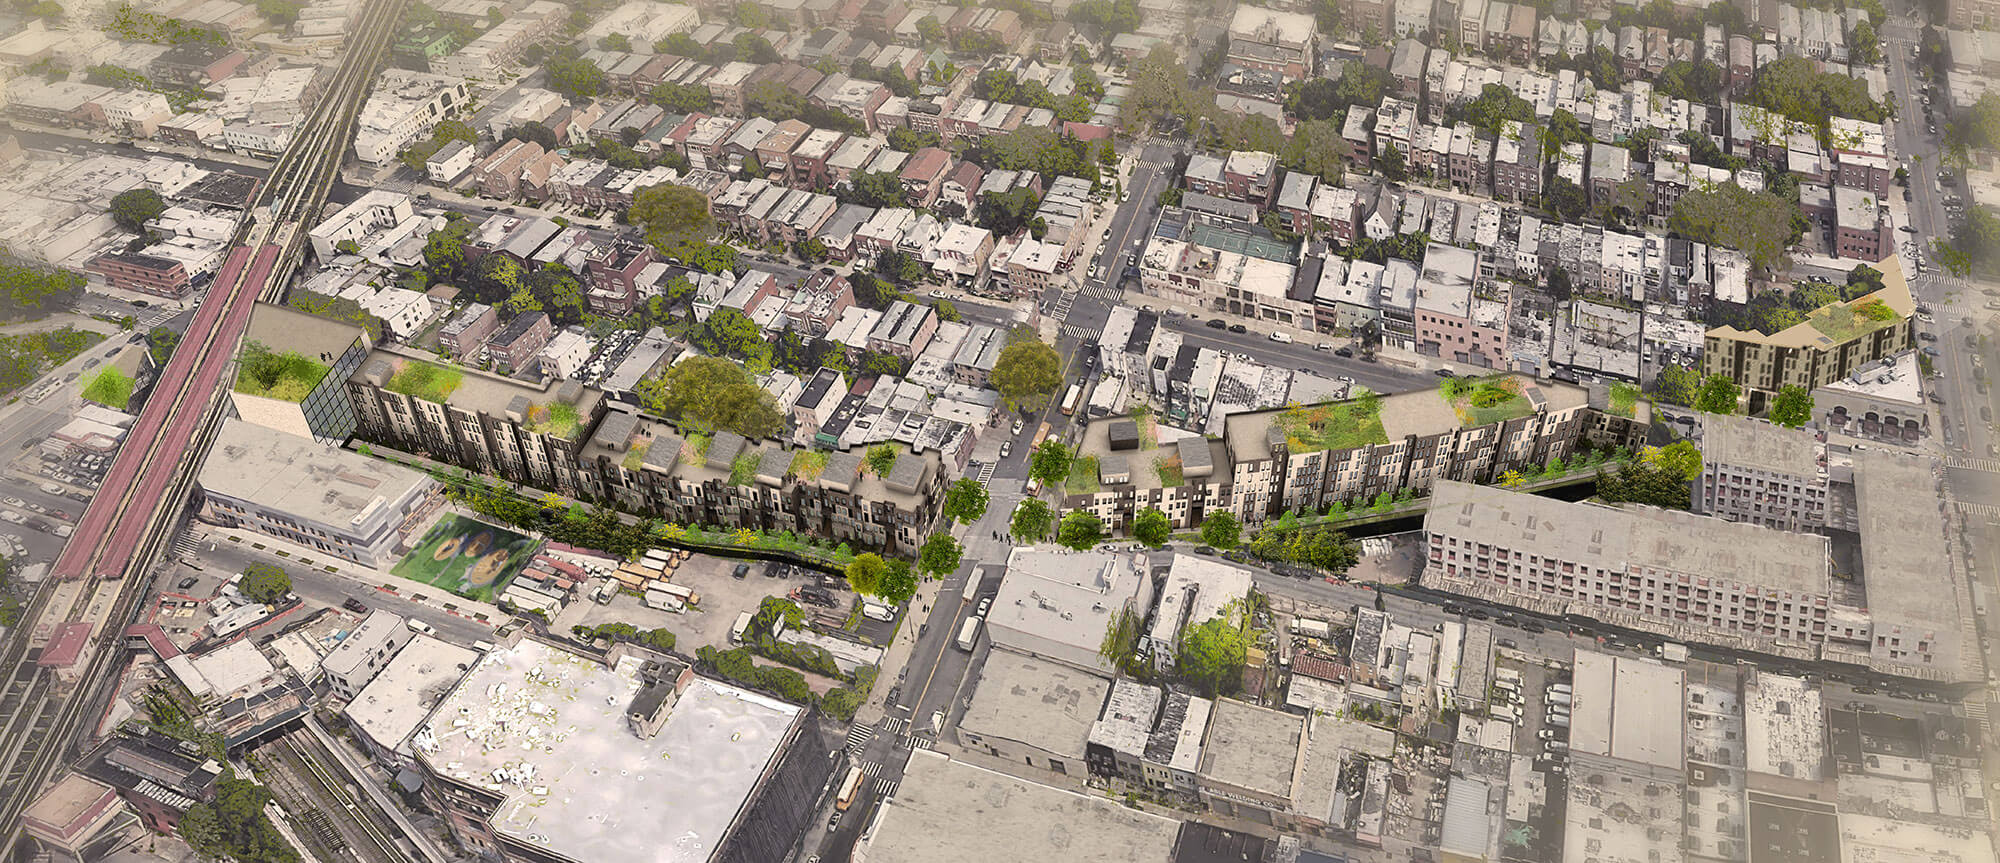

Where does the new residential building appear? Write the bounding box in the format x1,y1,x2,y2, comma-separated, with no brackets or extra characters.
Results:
1702,278,1915,408
1694,414,1828,532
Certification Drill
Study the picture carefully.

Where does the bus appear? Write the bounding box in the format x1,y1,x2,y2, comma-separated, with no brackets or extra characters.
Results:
1059,382,1084,416
835,766,866,812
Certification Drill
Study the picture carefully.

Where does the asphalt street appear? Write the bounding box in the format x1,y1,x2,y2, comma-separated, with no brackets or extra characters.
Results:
179,532,494,645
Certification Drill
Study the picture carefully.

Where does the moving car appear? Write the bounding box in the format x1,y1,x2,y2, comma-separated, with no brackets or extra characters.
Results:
1206,318,1227,329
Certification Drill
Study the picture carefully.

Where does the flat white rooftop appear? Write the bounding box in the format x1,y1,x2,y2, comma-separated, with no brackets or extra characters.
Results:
858,752,1181,863
416,640,801,863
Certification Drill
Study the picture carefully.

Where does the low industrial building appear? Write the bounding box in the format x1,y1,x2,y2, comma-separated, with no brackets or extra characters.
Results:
413,639,828,863
958,649,1112,778
198,420,444,569
855,751,1183,863
984,547,1152,675
321,610,415,701
343,635,479,769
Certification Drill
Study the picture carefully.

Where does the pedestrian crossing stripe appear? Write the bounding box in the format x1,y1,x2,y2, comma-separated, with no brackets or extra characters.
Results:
1062,325,1101,340
882,717,906,734
845,726,874,752
1948,457,2000,472
873,779,898,797
858,760,881,776
901,735,935,750
1955,501,2000,517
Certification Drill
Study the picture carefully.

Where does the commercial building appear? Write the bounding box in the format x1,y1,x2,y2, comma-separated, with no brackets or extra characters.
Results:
1144,555,1254,674
958,649,1112,778
984,548,1152,675
1563,650,1687,863
20,774,137,863
198,420,444,569
352,70,468,165
1423,481,1835,650
855,751,1183,863
1702,277,1915,407
414,639,826,863
1193,700,1348,834
1694,414,1828,532
321,610,416,701
86,252,190,298
343,635,479,769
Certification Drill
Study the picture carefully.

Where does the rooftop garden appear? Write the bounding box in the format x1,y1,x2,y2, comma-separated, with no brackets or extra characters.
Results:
1273,392,1389,453
791,449,828,481
81,366,133,410
621,440,651,472
683,432,712,465
1154,452,1183,487
526,401,581,438
1607,381,1640,418
1806,298,1900,342
235,340,329,403
729,450,760,486
1067,454,1101,495
384,360,463,403
1441,375,1534,427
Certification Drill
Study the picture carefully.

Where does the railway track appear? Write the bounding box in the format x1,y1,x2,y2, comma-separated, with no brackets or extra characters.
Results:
252,733,411,863
0,0,408,850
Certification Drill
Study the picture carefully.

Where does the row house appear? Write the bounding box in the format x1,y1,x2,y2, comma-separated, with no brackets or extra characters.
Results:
674,113,742,173
780,272,857,337
754,119,814,182
577,415,944,557
1490,120,1542,204
1183,150,1280,206
1271,173,1317,232
856,207,919,259
898,147,954,208
588,99,666,145
815,203,876,261
347,351,603,497
945,6,1025,46
1828,116,1893,198
826,136,886,186
1587,142,1632,205
469,139,564,200
937,161,985,218
582,240,657,316
811,73,892,133
1446,125,1495,195
938,98,1057,143
1060,374,1644,533
719,116,779,174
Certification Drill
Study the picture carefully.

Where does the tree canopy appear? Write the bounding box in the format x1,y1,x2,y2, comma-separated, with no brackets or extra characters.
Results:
109,187,165,233
1767,386,1814,428
941,477,990,525
1177,606,1248,696
918,534,962,577
1200,511,1241,550
1692,374,1741,415
1668,184,1801,274
637,356,784,439
1011,498,1054,542
1056,509,1104,550
1132,507,1171,547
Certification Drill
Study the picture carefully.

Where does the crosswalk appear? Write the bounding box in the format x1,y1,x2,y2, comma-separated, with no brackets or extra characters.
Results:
880,716,907,735
845,724,874,755
898,734,935,751
857,759,882,777
873,778,899,798
172,532,201,559
974,461,996,483
1050,290,1076,322
1955,501,2000,518
1947,456,2000,473
1079,281,1124,303
1060,323,1102,341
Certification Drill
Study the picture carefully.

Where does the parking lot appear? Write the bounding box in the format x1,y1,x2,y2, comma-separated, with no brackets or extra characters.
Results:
569,554,876,654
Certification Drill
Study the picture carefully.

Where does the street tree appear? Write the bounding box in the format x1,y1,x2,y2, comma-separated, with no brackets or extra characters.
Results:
1028,439,1073,490
918,534,962,578
1132,507,1171,547
1200,511,1241,549
1692,374,1741,414
991,334,1063,412
1767,385,1814,428
1056,510,1104,550
1010,498,1054,542
240,563,291,604
941,478,990,525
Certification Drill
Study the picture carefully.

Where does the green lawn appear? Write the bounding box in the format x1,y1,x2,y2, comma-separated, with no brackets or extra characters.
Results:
1446,377,1536,427
1807,300,1900,342
1154,453,1184,487
526,401,580,438
390,514,541,602
235,342,329,402
1608,382,1640,418
81,366,133,409
385,360,463,403
1067,454,1101,494
1273,400,1389,452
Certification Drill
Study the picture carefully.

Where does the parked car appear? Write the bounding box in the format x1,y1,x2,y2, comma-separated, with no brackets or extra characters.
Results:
406,618,436,635
1334,347,1354,357
1227,324,1247,333
343,598,368,614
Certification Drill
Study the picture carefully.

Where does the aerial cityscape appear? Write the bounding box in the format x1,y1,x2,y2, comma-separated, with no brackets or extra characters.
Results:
0,0,1991,861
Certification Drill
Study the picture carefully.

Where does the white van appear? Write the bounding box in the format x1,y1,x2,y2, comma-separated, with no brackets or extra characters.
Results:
1269,332,1293,344
406,619,436,635
956,617,981,651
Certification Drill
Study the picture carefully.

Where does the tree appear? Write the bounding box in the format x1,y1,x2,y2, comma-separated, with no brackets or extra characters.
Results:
1377,142,1407,181
877,560,919,605
918,534,962,577
1056,510,1104,550
1028,440,1072,490
1177,610,1248,696
1645,439,1705,481
1200,511,1241,550
239,563,291,603
1595,461,1693,509
942,477,990,525
637,356,784,439
1669,183,1802,275
546,52,606,100
1132,507,1171,547
1651,364,1699,406
1692,374,1741,415
845,553,887,595
1011,498,1054,542
865,442,899,477
1546,176,1589,222
992,335,1063,412
1459,83,1534,134
599,32,631,52
145,325,179,365
629,183,715,251
1851,20,1882,64
504,121,559,151
109,188,165,233
1768,385,1814,428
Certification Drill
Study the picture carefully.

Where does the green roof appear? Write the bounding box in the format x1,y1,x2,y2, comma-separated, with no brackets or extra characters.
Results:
1806,298,1900,343
384,360,463,403
1272,399,1390,453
